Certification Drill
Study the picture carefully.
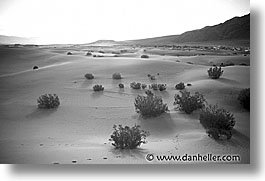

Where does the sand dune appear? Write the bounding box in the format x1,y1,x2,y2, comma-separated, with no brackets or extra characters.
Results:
0,47,249,164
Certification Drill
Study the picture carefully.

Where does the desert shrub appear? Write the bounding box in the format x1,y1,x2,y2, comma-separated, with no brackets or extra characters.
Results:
141,55,149,58
119,83,124,88
149,83,167,91
134,90,168,117
208,66,224,79
238,88,250,110
175,82,185,90
84,73,94,79
98,50,104,53
147,74,151,77
174,90,206,114
109,124,149,149
37,94,60,109
112,73,122,79
67,52,72,55
150,75,156,80
93,55,97,57
130,82,141,89
199,104,235,140
186,61,193,64
93,84,104,91
86,52,92,56
33,65,39,70
141,84,147,89
186,83,192,86
157,73,160,75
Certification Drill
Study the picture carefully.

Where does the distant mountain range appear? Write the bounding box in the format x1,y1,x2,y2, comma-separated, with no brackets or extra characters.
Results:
122,13,250,46
0,13,250,46
0,35,38,45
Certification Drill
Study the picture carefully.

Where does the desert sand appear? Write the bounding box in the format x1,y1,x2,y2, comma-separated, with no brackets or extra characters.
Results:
0,46,250,164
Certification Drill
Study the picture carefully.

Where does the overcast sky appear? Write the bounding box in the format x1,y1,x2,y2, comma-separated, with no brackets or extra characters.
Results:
0,0,249,44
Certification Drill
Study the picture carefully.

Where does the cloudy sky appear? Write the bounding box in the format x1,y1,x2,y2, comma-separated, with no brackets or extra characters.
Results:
0,0,250,44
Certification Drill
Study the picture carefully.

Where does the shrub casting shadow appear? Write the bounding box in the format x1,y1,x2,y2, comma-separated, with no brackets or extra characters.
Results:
26,108,58,119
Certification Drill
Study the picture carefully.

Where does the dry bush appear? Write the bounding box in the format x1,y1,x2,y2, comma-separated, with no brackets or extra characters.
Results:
208,66,224,79
199,104,235,140
175,82,185,90
112,73,122,79
130,82,141,89
134,90,168,117
174,90,206,114
93,84,104,91
238,88,250,110
84,73,94,79
110,124,149,149
37,94,60,109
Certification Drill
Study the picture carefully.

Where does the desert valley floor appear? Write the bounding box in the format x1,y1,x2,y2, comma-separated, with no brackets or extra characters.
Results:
0,45,250,164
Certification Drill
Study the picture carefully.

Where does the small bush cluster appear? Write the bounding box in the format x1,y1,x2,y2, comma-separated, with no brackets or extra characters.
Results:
199,104,235,140
84,73,94,79
141,55,149,58
37,94,60,109
150,75,156,80
141,84,147,89
67,52,72,55
208,66,224,79
130,82,141,89
175,82,185,90
86,52,92,56
93,84,104,91
149,83,167,91
119,83,124,88
238,88,250,110
174,90,206,114
109,124,149,149
134,90,168,117
33,65,39,70
93,55,104,57
112,73,122,79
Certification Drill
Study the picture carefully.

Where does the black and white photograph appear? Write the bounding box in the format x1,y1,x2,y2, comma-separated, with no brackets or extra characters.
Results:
0,0,251,165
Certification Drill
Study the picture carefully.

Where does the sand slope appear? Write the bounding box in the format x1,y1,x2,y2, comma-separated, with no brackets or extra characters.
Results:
0,47,250,164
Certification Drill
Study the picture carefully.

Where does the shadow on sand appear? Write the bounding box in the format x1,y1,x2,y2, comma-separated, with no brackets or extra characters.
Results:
137,113,176,137
91,91,104,99
110,147,149,159
26,108,58,119
214,129,250,148
80,79,94,88
216,77,239,85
